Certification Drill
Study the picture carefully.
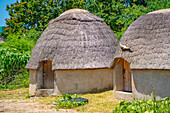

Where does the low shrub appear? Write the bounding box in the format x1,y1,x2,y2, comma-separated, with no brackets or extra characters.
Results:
55,94,87,109
113,96,170,113
25,92,31,99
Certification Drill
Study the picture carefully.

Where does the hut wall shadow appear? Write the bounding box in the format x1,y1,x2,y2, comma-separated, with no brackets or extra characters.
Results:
132,70,170,100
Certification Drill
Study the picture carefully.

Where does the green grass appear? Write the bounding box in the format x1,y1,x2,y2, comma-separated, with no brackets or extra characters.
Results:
0,88,29,99
0,88,120,112
74,91,120,112
1,88,169,113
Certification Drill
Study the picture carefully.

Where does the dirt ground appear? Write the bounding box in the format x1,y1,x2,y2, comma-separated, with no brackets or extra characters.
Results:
0,99,76,113
0,88,119,112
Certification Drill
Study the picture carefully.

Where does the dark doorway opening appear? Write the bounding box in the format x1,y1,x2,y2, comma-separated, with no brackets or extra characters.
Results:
42,60,54,89
123,60,132,92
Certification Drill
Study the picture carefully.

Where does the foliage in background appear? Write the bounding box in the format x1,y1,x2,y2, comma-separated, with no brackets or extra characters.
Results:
3,0,170,39
0,29,42,90
55,94,87,109
145,0,170,12
113,96,170,113
0,48,30,90
0,0,169,90
1,29,42,52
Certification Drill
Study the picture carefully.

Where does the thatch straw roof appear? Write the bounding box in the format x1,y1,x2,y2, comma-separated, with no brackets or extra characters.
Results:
60,9,89,16
26,9,118,70
114,9,170,70
147,8,170,14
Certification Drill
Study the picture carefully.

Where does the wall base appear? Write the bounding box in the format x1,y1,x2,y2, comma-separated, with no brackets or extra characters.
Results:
114,91,133,101
35,89,54,97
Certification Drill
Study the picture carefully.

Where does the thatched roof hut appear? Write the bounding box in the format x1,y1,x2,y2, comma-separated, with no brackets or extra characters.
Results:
26,9,118,70
113,9,170,100
115,8,170,70
26,9,118,96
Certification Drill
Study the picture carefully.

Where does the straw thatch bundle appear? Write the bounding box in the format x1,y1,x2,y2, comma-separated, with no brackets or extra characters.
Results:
26,9,118,70
115,9,170,70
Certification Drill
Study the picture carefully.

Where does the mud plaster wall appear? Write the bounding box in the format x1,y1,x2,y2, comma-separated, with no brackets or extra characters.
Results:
132,70,170,100
29,64,43,96
29,69,37,95
53,69,113,94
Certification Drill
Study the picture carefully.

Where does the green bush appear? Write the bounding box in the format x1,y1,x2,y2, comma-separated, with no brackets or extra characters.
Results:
1,29,42,52
113,97,170,113
0,48,30,90
0,29,42,90
55,94,87,109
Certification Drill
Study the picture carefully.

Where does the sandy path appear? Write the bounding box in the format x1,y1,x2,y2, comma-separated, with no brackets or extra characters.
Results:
0,99,76,113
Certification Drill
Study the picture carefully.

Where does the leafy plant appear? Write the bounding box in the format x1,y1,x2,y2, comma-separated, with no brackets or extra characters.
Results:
55,94,87,109
113,97,170,113
1,29,42,52
0,29,41,90
0,47,30,90
25,92,31,99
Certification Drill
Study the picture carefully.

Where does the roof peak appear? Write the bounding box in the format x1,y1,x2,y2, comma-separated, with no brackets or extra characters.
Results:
147,8,170,15
60,9,89,16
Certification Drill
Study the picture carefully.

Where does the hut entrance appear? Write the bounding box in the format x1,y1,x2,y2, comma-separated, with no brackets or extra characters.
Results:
42,61,54,89
114,59,132,92
123,60,132,92
114,59,133,100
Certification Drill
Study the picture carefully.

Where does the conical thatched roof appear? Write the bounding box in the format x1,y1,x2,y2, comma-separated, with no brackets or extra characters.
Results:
147,8,170,14
115,9,170,70
26,9,118,70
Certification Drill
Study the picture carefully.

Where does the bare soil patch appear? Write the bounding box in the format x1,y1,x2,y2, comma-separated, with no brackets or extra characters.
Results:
0,99,76,113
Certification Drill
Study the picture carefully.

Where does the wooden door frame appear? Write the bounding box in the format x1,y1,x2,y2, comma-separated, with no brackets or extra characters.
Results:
114,58,132,92
122,59,132,92
42,60,54,89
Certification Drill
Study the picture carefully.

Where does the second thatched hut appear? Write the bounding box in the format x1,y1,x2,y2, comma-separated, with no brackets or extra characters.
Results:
113,9,170,100
26,9,119,96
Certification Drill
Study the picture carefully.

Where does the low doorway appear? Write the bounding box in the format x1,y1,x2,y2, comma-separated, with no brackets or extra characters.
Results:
123,60,132,92
114,59,132,92
114,58,133,100
41,60,54,89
